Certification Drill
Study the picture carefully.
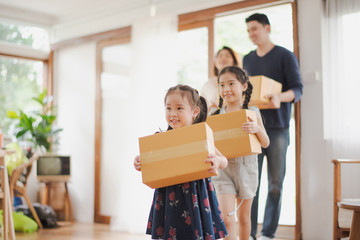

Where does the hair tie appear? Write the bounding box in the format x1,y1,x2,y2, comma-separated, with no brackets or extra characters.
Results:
194,89,200,99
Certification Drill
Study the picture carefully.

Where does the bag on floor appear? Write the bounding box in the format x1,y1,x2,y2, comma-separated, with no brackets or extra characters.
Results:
0,210,38,233
15,203,59,228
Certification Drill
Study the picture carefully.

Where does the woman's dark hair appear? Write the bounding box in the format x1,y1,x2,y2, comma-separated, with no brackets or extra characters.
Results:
212,66,253,115
165,84,208,130
214,46,239,77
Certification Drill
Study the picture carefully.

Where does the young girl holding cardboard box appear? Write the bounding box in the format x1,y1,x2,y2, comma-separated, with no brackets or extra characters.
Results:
211,66,269,240
134,84,228,240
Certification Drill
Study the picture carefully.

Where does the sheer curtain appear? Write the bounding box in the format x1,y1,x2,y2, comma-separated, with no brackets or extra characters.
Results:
110,14,178,233
323,0,360,159
323,0,360,201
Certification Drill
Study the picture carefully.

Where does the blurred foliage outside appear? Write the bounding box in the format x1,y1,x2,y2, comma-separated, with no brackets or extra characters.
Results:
0,23,44,136
215,3,293,59
0,21,49,50
177,3,293,89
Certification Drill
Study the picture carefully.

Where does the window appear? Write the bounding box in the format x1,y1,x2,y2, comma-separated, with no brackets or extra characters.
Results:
0,21,49,139
177,27,208,90
0,21,49,51
323,2,360,157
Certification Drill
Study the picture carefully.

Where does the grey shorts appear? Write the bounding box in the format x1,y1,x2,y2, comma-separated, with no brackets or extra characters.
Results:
212,155,258,199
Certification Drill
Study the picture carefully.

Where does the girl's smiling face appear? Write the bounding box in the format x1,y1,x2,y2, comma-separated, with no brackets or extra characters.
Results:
219,72,247,104
165,91,199,129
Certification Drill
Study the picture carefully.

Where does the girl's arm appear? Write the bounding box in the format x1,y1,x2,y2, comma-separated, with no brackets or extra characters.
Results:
242,112,270,148
134,155,141,171
204,147,228,174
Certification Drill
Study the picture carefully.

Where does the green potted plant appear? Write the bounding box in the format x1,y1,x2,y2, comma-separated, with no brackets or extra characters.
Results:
7,89,62,153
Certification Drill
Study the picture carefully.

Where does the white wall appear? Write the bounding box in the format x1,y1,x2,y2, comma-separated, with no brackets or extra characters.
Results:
54,42,96,222
50,0,240,43
47,0,337,238
297,0,333,239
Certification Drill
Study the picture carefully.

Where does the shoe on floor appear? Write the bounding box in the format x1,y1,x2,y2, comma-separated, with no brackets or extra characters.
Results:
249,236,255,240
258,236,273,240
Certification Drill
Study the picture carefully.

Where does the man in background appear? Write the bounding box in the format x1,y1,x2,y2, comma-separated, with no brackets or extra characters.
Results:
243,13,303,240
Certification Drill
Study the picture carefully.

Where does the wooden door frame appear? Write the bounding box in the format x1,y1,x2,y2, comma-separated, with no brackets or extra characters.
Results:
179,0,302,239
94,35,131,224
49,25,131,224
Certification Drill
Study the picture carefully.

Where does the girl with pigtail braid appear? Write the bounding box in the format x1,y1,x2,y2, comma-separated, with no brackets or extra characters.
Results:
134,84,229,240
211,66,270,240
242,81,253,110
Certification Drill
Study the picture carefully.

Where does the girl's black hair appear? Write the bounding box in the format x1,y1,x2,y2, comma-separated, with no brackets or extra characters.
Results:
212,66,253,115
214,46,239,76
165,84,208,130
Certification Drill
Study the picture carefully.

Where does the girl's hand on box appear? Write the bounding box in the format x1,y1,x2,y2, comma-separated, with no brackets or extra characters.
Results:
242,115,260,134
205,154,220,174
134,155,141,171
205,148,228,174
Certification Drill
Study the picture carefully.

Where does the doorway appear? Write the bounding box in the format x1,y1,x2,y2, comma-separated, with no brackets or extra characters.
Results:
177,1,300,239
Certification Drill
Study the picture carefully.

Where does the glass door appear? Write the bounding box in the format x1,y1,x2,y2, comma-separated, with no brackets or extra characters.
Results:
214,3,296,226
95,37,132,223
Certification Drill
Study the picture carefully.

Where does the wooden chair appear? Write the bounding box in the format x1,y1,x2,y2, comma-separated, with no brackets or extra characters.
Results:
337,200,360,240
0,150,15,239
9,152,43,228
333,159,360,240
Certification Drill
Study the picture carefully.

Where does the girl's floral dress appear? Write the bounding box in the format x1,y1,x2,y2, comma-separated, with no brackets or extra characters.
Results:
146,178,227,240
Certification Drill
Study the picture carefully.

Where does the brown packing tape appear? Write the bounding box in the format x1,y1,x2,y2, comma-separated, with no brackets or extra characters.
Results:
138,122,216,188
140,140,214,163
206,110,261,158
141,152,215,185
213,128,247,140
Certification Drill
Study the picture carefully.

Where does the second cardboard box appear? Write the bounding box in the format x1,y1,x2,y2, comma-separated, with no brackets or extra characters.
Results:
207,109,261,159
249,75,282,109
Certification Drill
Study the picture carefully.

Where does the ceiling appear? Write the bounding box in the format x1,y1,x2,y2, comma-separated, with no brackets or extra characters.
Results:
0,0,159,26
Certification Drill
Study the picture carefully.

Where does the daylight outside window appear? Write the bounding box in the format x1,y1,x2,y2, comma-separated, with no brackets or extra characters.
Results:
0,21,49,141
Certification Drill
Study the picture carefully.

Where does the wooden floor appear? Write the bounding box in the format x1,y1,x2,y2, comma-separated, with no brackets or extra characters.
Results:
14,222,294,240
15,222,149,240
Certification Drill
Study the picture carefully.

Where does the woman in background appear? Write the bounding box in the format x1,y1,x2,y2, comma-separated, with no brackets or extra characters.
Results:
200,46,242,111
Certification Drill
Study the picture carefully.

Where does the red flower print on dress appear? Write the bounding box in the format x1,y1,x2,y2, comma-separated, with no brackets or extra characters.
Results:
203,198,211,213
169,191,179,207
218,230,225,238
169,226,176,237
182,182,190,194
185,216,191,225
204,198,210,207
169,191,175,201
157,193,162,201
205,234,213,240
156,226,164,236
208,181,214,191
181,210,191,225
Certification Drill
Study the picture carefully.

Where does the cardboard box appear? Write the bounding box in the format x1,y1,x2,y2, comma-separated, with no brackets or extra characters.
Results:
249,75,282,109
206,110,261,158
139,122,216,189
